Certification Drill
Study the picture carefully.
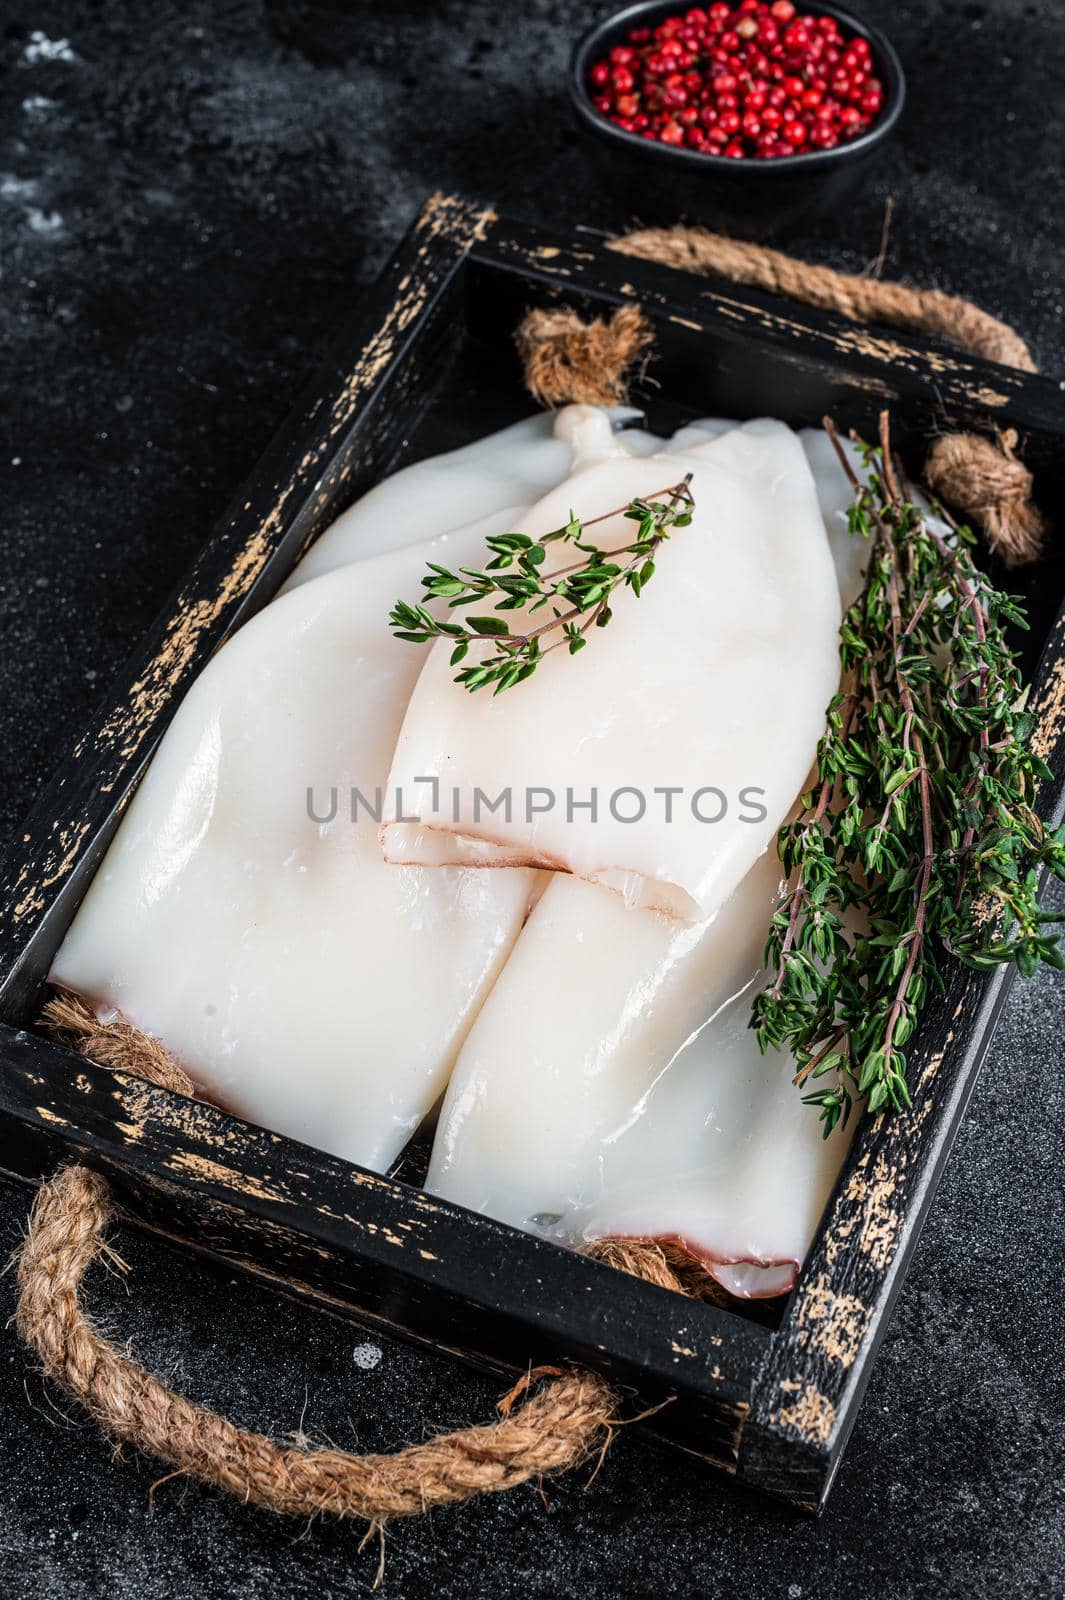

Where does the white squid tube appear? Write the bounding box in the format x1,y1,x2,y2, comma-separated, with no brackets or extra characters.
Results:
426,858,852,1298
50,405,639,1171
382,419,843,924
426,426,870,1294
50,532,537,1172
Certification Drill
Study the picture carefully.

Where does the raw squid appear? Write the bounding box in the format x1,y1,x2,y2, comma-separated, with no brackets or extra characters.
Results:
425,425,870,1295
425,862,853,1298
50,405,636,1171
381,419,843,924
284,405,650,590
50,535,532,1171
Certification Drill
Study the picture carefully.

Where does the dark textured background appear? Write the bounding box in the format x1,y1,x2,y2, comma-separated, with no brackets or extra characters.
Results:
1,2,1063,1596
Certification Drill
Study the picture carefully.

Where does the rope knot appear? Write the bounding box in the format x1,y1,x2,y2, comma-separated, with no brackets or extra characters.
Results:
515,303,653,408
925,430,1046,567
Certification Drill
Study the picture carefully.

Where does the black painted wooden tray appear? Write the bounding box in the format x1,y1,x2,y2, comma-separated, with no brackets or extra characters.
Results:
1,194,1063,1510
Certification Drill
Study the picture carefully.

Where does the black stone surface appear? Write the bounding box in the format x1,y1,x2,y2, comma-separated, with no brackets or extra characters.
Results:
0,2,1063,1596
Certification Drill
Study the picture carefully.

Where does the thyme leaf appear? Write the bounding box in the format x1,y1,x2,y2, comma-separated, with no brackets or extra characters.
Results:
389,477,694,694
751,411,1065,1136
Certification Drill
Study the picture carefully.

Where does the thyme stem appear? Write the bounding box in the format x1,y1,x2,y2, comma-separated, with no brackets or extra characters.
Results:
753,410,1065,1134
389,477,695,694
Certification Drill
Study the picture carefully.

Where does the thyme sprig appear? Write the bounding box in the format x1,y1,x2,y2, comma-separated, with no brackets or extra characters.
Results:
752,411,1065,1136
389,477,694,694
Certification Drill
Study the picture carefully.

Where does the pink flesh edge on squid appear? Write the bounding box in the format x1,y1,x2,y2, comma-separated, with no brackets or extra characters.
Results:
379,824,703,918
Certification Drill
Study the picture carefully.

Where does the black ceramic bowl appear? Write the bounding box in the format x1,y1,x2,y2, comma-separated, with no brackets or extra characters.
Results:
570,1,905,238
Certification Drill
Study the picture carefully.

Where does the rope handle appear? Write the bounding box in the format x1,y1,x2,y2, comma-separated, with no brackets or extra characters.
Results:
612,226,1036,371
520,225,1047,567
16,994,711,1530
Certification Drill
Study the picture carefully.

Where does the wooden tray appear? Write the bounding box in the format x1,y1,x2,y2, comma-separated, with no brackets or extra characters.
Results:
1,193,1062,1510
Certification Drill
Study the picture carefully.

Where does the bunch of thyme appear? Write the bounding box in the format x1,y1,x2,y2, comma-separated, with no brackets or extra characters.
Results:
389,477,694,694
752,411,1065,1135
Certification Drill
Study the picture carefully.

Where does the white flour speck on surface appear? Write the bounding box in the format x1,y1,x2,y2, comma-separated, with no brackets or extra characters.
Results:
1,175,64,239
27,208,64,236
352,1342,382,1371
22,32,78,65
21,95,57,118
0,175,39,199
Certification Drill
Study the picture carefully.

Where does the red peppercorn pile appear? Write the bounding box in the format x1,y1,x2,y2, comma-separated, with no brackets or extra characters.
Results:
587,3,886,159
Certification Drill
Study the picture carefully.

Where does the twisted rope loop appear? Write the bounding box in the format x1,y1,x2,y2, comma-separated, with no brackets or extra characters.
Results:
612,226,1036,371
16,1160,617,1519
15,995,697,1525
